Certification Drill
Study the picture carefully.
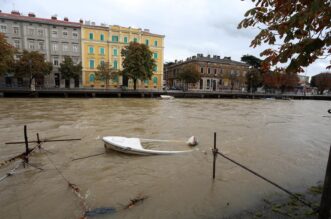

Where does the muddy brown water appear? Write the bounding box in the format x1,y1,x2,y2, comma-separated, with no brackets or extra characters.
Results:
0,98,330,219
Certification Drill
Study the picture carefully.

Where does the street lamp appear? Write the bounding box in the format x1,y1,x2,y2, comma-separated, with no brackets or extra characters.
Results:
28,59,32,90
250,74,253,94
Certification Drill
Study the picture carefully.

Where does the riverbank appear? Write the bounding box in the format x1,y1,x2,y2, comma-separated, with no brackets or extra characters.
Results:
227,182,322,219
1,88,331,100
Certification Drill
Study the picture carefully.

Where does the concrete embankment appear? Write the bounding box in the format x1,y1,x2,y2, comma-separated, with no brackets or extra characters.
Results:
0,88,331,100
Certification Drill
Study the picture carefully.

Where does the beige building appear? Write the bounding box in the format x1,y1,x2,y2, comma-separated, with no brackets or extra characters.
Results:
165,54,249,91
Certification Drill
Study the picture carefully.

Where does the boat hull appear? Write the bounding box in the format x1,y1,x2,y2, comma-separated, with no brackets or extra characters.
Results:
102,136,193,155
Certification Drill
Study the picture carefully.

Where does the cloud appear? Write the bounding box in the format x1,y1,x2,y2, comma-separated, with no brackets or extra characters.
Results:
1,0,328,77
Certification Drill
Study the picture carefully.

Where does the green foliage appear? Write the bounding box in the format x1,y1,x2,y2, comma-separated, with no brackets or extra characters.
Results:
0,33,15,75
241,55,262,69
14,50,52,87
59,56,82,81
121,42,156,90
178,64,201,91
311,72,331,94
96,62,118,88
238,0,331,73
178,64,200,83
246,68,263,92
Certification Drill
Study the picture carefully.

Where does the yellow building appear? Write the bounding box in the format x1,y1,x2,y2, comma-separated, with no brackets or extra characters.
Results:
82,24,165,89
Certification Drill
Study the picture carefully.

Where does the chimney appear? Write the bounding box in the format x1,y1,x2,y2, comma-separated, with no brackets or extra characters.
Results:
11,10,20,15
207,54,211,58
28,12,36,17
79,19,83,24
51,15,57,20
64,17,69,22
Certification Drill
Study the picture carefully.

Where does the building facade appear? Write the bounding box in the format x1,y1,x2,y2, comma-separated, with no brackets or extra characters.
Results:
82,24,164,90
165,54,249,91
0,10,82,88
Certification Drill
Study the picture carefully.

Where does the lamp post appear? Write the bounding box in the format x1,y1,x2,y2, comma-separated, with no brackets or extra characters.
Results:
28,59,32,90
250,74,253,94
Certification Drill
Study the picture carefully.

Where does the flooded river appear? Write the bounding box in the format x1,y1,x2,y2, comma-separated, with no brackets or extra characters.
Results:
0,98,330,219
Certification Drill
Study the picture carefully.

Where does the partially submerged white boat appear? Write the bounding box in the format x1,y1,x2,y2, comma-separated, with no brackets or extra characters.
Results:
160,95,174,100
102,136,197,155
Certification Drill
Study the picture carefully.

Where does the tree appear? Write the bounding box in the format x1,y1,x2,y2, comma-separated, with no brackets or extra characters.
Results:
121,42,156,90
241,55,263,92
241,54,262,69
14,50,52,88
246,68,263,92
238,0,331,73
263,71,283,91
95,62,117,88
311,72,331,94
0,33,15,75
59,56,82,87
178,64,201,91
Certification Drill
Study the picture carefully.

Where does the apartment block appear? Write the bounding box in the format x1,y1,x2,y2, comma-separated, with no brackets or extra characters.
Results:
0,10,81,88
82,23,164,89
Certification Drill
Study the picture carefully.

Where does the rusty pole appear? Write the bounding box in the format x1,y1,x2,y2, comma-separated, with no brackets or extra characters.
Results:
319,145,331,219
212,132,218,179
24,125,29,164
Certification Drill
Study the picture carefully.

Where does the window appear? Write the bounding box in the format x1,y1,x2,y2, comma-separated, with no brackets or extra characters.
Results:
145,39,149,46
200,67,204,73
100,34,104,41
113,48,118,56
208,68,211,74
124,36,128,43
153,77,158,84
28,28,34,35
52,42,58,51
73,44,79,52
38,41,44,50
28,40,34,49
53,58,59,66
13,27,19,34
153,65,158,72
62,43,68,51
100,60,105,65
214,69,217,74
89,73,95,82
154,40,158,47
14,40,20,49
72,57,79,64
112,35,118,42
89,60,95,69
52,30,57,37
72,32,78,39
89,32,94,40
100,47,105,55
144,79,149,85
113,60,118,69
63,31,68,37
0,25,7,33
88,46,94,54
153,52,158,59
133,38,138,43
38,29,44,36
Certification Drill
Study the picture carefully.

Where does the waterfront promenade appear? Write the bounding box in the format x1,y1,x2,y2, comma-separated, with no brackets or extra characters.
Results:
0,87,330,100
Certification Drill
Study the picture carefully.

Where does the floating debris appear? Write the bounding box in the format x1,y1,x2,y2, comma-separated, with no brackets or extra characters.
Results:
124,194,148,209
84,207,116,217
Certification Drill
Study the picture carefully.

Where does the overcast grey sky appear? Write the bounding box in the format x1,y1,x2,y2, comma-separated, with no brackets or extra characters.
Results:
1,0,329,77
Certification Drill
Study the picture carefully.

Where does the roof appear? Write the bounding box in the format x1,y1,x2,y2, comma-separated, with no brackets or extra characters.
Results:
0,12,81,28
168,56,249,68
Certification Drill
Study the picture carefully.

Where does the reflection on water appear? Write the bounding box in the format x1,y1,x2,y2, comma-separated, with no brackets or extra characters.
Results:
0,98,330,219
